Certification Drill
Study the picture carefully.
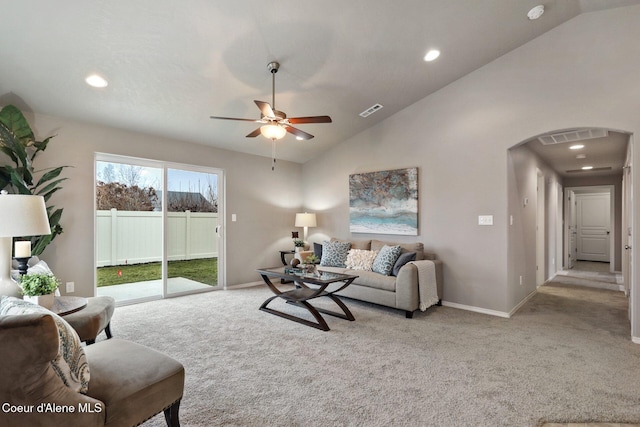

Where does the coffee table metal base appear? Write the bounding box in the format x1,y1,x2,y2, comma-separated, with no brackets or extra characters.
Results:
257,270,356,331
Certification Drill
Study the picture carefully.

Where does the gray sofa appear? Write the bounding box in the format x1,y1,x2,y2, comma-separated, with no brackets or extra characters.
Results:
317,238,443,318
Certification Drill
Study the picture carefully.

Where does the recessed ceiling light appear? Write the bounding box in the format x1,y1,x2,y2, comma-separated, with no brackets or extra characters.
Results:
527,5,544,20
569,144,585,150
576,154,587,159
582,166,593,170
423,49,440,62
85,74,108,88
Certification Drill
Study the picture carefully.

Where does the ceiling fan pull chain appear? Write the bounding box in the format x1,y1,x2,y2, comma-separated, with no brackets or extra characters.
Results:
272,140,276,171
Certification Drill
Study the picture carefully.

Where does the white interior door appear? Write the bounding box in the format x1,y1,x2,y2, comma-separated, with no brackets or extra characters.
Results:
567,190,577,269
576,192,611,262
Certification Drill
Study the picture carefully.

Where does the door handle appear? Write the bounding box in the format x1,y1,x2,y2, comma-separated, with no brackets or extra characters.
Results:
625,245,632,250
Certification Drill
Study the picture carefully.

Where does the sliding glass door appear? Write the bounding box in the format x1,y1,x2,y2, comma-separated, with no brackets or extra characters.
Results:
166,167,221,296
95,154,224,304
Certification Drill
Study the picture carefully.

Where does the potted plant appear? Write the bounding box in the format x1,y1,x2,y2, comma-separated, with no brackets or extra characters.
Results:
302,254,320,276
304,254,319,265
19,273,59,309
294,239,305,252
0,104,67,256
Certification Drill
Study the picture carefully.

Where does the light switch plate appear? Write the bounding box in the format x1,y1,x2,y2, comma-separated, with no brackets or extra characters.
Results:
231,214,237,222
478,215,494,226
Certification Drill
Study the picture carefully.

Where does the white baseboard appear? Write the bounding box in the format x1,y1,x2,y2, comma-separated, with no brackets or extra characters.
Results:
441,301,511,318
632,336,640,345
227,281,262,290
509,289,538,317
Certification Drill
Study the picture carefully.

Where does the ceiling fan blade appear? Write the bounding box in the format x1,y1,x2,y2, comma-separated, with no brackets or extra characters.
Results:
284,125,314,140
254,100,275,118
246,128,262,138
210,115,260,122
287,116,332,124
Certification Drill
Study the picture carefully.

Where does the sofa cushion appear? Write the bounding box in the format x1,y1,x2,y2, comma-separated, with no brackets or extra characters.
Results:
0,296,90,394
345,249,378,271
313,242,323,259
347,269,398,292
331,237,371,250
320,240,351,267
371,240,425,261
392,251,416,276
372,245,402,276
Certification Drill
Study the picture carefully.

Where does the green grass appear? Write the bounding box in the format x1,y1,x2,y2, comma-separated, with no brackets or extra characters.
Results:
97,258,218,287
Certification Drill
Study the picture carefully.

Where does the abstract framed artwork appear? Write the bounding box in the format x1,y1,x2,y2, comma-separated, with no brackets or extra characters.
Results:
349,167,418,235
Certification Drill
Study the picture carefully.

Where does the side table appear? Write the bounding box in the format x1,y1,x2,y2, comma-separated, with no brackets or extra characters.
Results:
51,296,88,316
279,250,296,283
279,250,295,266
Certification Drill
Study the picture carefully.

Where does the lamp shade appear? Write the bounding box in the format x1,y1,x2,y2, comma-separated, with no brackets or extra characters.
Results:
260,124,286,140
0,193,51,237
295,213,317,228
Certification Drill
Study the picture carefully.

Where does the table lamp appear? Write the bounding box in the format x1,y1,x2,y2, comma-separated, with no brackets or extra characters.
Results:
295,212,317,245
0,192,51,297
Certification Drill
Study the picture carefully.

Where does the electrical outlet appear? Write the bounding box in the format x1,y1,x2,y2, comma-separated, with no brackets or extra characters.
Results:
478,215,493,226
66,281,74,293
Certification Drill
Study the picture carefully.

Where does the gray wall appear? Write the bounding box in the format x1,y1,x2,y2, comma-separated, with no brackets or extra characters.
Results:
507,144,563,311
301,4,640,333
20,113,303,297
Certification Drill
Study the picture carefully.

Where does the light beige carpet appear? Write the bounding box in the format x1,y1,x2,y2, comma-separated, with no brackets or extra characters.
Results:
102,279,640,426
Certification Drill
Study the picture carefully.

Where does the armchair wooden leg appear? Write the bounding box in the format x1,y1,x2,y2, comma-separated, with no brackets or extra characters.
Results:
405,310,414,319
105,322,113,339
164,399,181,427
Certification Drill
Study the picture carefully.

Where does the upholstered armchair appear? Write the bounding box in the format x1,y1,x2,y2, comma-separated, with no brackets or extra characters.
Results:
0,312,185,427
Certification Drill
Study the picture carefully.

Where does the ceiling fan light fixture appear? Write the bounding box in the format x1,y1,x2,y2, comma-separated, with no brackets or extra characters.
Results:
260,124,286,140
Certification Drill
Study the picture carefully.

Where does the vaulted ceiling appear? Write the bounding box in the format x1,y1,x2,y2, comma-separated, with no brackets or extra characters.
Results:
1,0,638,165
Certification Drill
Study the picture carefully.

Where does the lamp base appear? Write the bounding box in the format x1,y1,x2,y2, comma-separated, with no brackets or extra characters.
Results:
15,257,30,276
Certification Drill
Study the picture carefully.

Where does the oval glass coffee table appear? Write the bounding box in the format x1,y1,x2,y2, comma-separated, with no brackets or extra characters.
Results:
256,267,359,331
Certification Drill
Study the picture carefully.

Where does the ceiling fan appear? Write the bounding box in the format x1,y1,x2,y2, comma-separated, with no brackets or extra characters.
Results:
210,61,332,142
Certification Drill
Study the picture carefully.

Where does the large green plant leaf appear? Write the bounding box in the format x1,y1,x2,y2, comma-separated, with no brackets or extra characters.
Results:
0,105,35,145
35,166,65,189
0,105,67,256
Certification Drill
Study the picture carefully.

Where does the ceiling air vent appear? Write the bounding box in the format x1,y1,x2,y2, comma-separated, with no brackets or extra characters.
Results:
538,128,608,145
359,103,383,118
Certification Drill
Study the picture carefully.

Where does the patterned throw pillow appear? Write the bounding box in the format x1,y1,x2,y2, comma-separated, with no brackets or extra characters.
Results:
320,240,351,267
345,249,379,271
0,296,90,394
372,245,402,276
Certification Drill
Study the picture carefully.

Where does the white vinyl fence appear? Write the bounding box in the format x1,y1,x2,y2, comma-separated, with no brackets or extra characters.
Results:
97,209,218,267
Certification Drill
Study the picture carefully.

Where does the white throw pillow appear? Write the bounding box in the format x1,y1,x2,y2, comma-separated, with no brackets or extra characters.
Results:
0,296,90,394
345,249,379,271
